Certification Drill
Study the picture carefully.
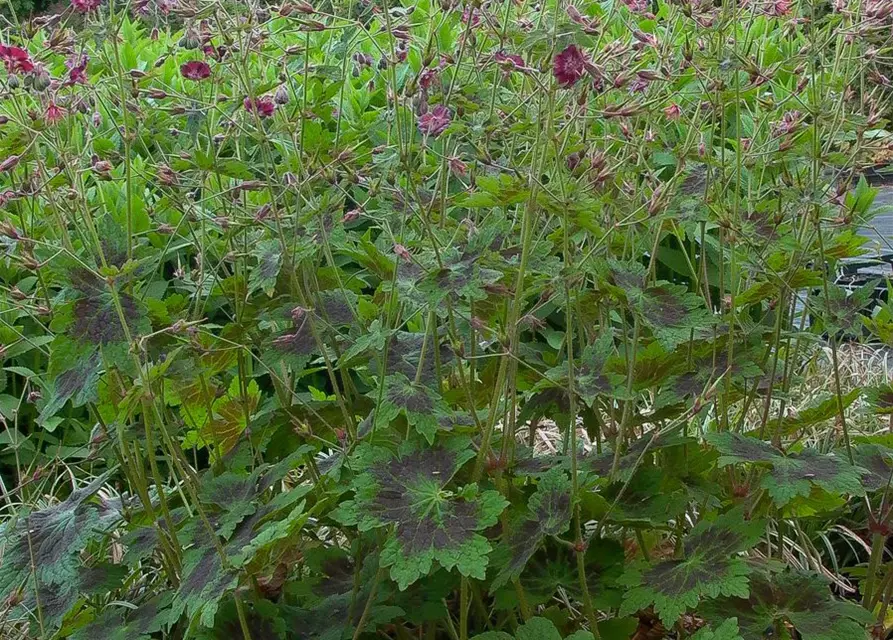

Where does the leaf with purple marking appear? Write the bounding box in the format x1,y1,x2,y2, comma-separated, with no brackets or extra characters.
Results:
701,569,873,640
619,509,764,627
492,469,572,590
333,443,507,589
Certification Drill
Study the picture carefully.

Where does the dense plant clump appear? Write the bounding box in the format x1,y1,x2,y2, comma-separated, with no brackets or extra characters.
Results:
3,0,893,637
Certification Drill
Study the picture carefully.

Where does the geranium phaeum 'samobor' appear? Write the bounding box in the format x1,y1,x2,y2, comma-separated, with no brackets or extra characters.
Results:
0,45,34,74
553,45,586,87
244,96,276,118
180,61,211,81
417,105,452,137
72,0,102,12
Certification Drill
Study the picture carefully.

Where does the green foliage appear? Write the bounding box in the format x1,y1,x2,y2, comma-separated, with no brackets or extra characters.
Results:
471,616,594,640
701,570,876,640
492,469,572,589
707,433,866,505
619,510,765,626
335,442,507,589
0,0,889,636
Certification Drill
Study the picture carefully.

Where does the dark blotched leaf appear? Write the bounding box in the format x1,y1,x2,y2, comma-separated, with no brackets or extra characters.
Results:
701,569,873,640
619,509,764,626
492,469,572,589
334,444,507,589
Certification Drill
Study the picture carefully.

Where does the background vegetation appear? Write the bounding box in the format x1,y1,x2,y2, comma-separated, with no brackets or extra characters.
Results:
1,0,893,637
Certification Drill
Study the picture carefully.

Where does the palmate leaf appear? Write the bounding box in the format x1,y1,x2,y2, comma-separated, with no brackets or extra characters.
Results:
595,466,692,526
39,268,150,423
497,538,626,612
700,569,873,640
183,376,261,453
574,333,618,405
314,289,360,328
863,384,893,415
707,432,782,467
666,350,764,405
619,509,764,627
21,563,129,631
65,269,149,347
47,268,150,374
196,447,313,537
373,373,455,444
287,548,405,640
471,616,594,640
632,282,715,349
172,454,311,628
38,337,101,425
851,443,893,490
249,239,283,296
492,469,572,590
333,443,508,589
0,475,122,633
420,248,504,304
690,619,743,640
261,305,320,372
766,451,865,506
0,474,112,598
706,432,865,505
581,430,694,481
74,594,178,640
815,281,878,335
517,387,572,432
606,259,648,292
173,547,239,628
542,333,622,409
377,330,454,386
767,389,861,436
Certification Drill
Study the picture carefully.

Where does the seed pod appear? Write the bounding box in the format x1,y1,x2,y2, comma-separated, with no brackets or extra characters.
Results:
179,32,202,50
31,68,51,92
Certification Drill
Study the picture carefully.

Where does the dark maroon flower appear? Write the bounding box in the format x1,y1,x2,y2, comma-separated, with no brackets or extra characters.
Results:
567,5,585,22
180,60,211,80
553,45,586,87
663,103,681,120
65,55,89,85
0,190,16,207
771,110,802,137
244,96,276,118
71,0,102,12
0,45,34,74
419,68,439,90
45,102,66,123
203,43,226,61
417,105,452,137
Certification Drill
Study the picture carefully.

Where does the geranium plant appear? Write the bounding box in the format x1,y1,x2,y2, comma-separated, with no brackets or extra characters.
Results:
1,0,893,637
